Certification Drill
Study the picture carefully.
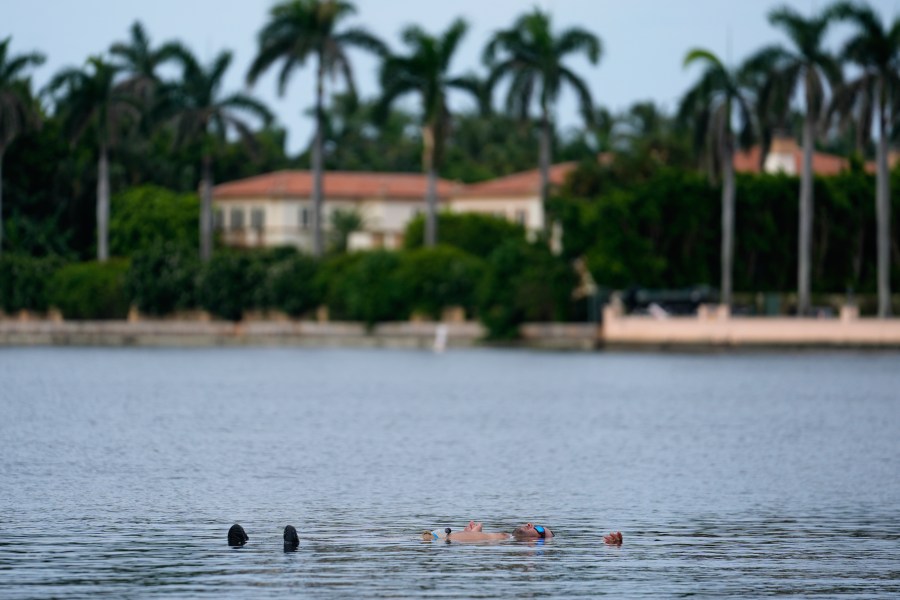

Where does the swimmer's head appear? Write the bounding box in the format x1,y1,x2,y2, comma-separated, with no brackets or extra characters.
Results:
512,523,552,539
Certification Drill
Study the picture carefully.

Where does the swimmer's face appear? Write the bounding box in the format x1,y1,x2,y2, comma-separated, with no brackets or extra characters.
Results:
512,523,552,539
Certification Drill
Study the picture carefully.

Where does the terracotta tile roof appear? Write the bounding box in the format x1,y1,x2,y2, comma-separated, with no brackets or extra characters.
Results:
733,145,875,176
457,162,578,197
214,170,460,201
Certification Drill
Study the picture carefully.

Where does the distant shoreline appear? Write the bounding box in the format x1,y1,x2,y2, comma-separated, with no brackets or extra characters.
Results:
3,314,900,350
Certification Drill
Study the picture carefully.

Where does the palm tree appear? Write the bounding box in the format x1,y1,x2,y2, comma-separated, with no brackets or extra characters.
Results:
483,9,601,203
745,6,841,316
829,2,900,318
0,38,45,257
47,57,138,262
109,21,180,100
377,18,482,247
164,46,272,261
679,49,754,309
247,0,386,257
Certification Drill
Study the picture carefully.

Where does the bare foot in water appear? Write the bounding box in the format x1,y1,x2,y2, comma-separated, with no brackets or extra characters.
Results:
464,521,483,532
603,531,623,545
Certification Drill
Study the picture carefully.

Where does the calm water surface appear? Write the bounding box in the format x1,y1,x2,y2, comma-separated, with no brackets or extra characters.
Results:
1,347,898,598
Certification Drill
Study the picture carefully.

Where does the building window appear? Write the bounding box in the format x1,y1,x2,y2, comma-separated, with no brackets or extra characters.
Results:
299,207,310,229
213,209,224,230
230,208,244,230
515,209,527,226
251,208,265,229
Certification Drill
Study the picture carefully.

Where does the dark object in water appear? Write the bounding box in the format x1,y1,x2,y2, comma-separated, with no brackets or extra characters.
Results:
284,525,299,550
228,523,249,547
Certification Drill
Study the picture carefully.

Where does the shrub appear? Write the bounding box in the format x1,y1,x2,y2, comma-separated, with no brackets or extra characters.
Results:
395,246,486,319
264,253,321,317
49,260,131,320
109,185,200,257
314,252,364,319
403,212,526,257
197,251,267,321
477,241,577,339
126,242,200,316
318,250,406,326
0,254,64,313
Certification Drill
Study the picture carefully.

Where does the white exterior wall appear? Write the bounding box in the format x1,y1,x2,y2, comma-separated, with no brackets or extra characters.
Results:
215,192,544,251
215,195,429,252
764,151,797,175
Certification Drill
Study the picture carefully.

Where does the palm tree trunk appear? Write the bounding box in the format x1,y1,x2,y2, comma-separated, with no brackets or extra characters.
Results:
422,124,437,247
311,56,325,257
539,106,551,205
720,132,735,308
97,144,110,262
876,86,891,317
797,110,814,316
200,154,213,261
0,147,4,258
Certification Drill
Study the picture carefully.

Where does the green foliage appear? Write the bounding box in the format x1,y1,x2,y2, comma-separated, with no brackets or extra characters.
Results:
0,254,63,313
125,242,200,315
329,207,365,253
110,185,199,257
49,259,131,319
317,250,406,325
197,251,268,321
264,252,320,317
403,212,526,257
555,168,716,289
440,112,540,183
395,245,486,319
477,240,576,339
554,164,898,295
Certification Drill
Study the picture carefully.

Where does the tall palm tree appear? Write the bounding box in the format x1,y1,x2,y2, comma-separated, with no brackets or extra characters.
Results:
109,21,179,100
164,46,273,261
830,2,900,318
47,57,138,262
377,18,481,247
247,0,386,257
483,9,601,203
0,38,45,257
679,49,754,308
746,6,841,316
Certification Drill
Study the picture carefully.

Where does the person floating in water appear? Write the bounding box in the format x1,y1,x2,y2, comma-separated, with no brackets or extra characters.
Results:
423,521,622,545
422,520,550,542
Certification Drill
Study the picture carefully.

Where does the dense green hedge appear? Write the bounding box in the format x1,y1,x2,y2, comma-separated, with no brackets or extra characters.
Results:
477,240,577,339
0,254,64,313
197,251,268,321
50,259,131,320
318,250,406,326
395,245,486,319
553,164,899,294
264,252,321,317
404,212,527,256
110,185,200,257
126,242,200,316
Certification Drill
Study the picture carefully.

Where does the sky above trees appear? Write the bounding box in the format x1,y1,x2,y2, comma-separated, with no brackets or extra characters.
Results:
8,0,897,152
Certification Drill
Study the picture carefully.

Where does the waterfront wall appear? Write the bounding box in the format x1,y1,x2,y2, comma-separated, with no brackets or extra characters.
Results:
2,307,900,349
602,304,900,348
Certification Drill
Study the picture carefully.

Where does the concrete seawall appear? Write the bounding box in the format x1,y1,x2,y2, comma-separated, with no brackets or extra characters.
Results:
0,320,485,349
2,309,900,350
602,304,900,349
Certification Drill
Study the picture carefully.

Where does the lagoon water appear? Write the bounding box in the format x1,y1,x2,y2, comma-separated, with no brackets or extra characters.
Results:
1,347,899,598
